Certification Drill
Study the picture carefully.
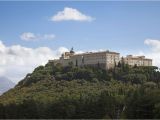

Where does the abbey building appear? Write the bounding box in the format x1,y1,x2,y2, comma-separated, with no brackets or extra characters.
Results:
49,48,152,70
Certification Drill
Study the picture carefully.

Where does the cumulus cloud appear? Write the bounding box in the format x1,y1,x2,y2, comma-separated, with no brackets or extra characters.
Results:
0,40,68,83
20,32,55,41
136,39,160,68
51,7,94,22
144,39,160,52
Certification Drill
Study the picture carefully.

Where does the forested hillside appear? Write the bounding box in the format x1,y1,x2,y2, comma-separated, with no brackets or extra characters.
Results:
0,61,160,119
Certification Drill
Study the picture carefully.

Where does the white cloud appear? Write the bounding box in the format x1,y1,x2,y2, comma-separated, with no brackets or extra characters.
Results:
51,7,94,22
43,34,55,40
20,32,37,41
136,39,160,68
144,39,160,52
20,32,55,41
0,40,68,83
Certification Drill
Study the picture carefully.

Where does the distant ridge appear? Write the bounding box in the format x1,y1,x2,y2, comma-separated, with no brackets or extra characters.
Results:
0,77,15,95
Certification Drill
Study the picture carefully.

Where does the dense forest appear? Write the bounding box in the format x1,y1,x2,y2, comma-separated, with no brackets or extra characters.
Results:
0,61,160,119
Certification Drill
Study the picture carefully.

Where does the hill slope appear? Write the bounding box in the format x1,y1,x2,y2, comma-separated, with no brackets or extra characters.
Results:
0,62,160,119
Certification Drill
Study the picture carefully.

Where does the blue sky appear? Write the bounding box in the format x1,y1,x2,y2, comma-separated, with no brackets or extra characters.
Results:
1,1,160,53
1,1,160,83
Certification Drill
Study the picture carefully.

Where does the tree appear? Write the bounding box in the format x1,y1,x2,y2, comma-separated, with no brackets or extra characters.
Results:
0,103,5,119
117,61,121,68
76,59,78,67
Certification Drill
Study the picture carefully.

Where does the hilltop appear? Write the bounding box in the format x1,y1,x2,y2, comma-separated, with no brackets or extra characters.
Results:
0,61,160,119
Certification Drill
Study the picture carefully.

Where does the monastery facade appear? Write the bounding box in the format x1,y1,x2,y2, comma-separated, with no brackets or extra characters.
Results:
123,55,152,67
49,48,152,70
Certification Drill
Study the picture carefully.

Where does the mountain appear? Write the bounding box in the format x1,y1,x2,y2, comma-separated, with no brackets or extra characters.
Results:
0,77,15,95
0,62,160,119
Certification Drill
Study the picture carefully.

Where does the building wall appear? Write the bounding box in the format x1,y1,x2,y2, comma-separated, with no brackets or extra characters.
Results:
123,55,152,66
50,52,152,70
83,52,106,64
70,52,120,69
106,53,120,69
70,55,84,66
69,52,107,69
83,52,107,69
143,59,152,66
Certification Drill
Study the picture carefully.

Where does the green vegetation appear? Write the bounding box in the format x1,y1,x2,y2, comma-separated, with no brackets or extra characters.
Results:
0,61,160,119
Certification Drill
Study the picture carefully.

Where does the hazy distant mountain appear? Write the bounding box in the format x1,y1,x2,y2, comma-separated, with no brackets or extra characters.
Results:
0,77,15,95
